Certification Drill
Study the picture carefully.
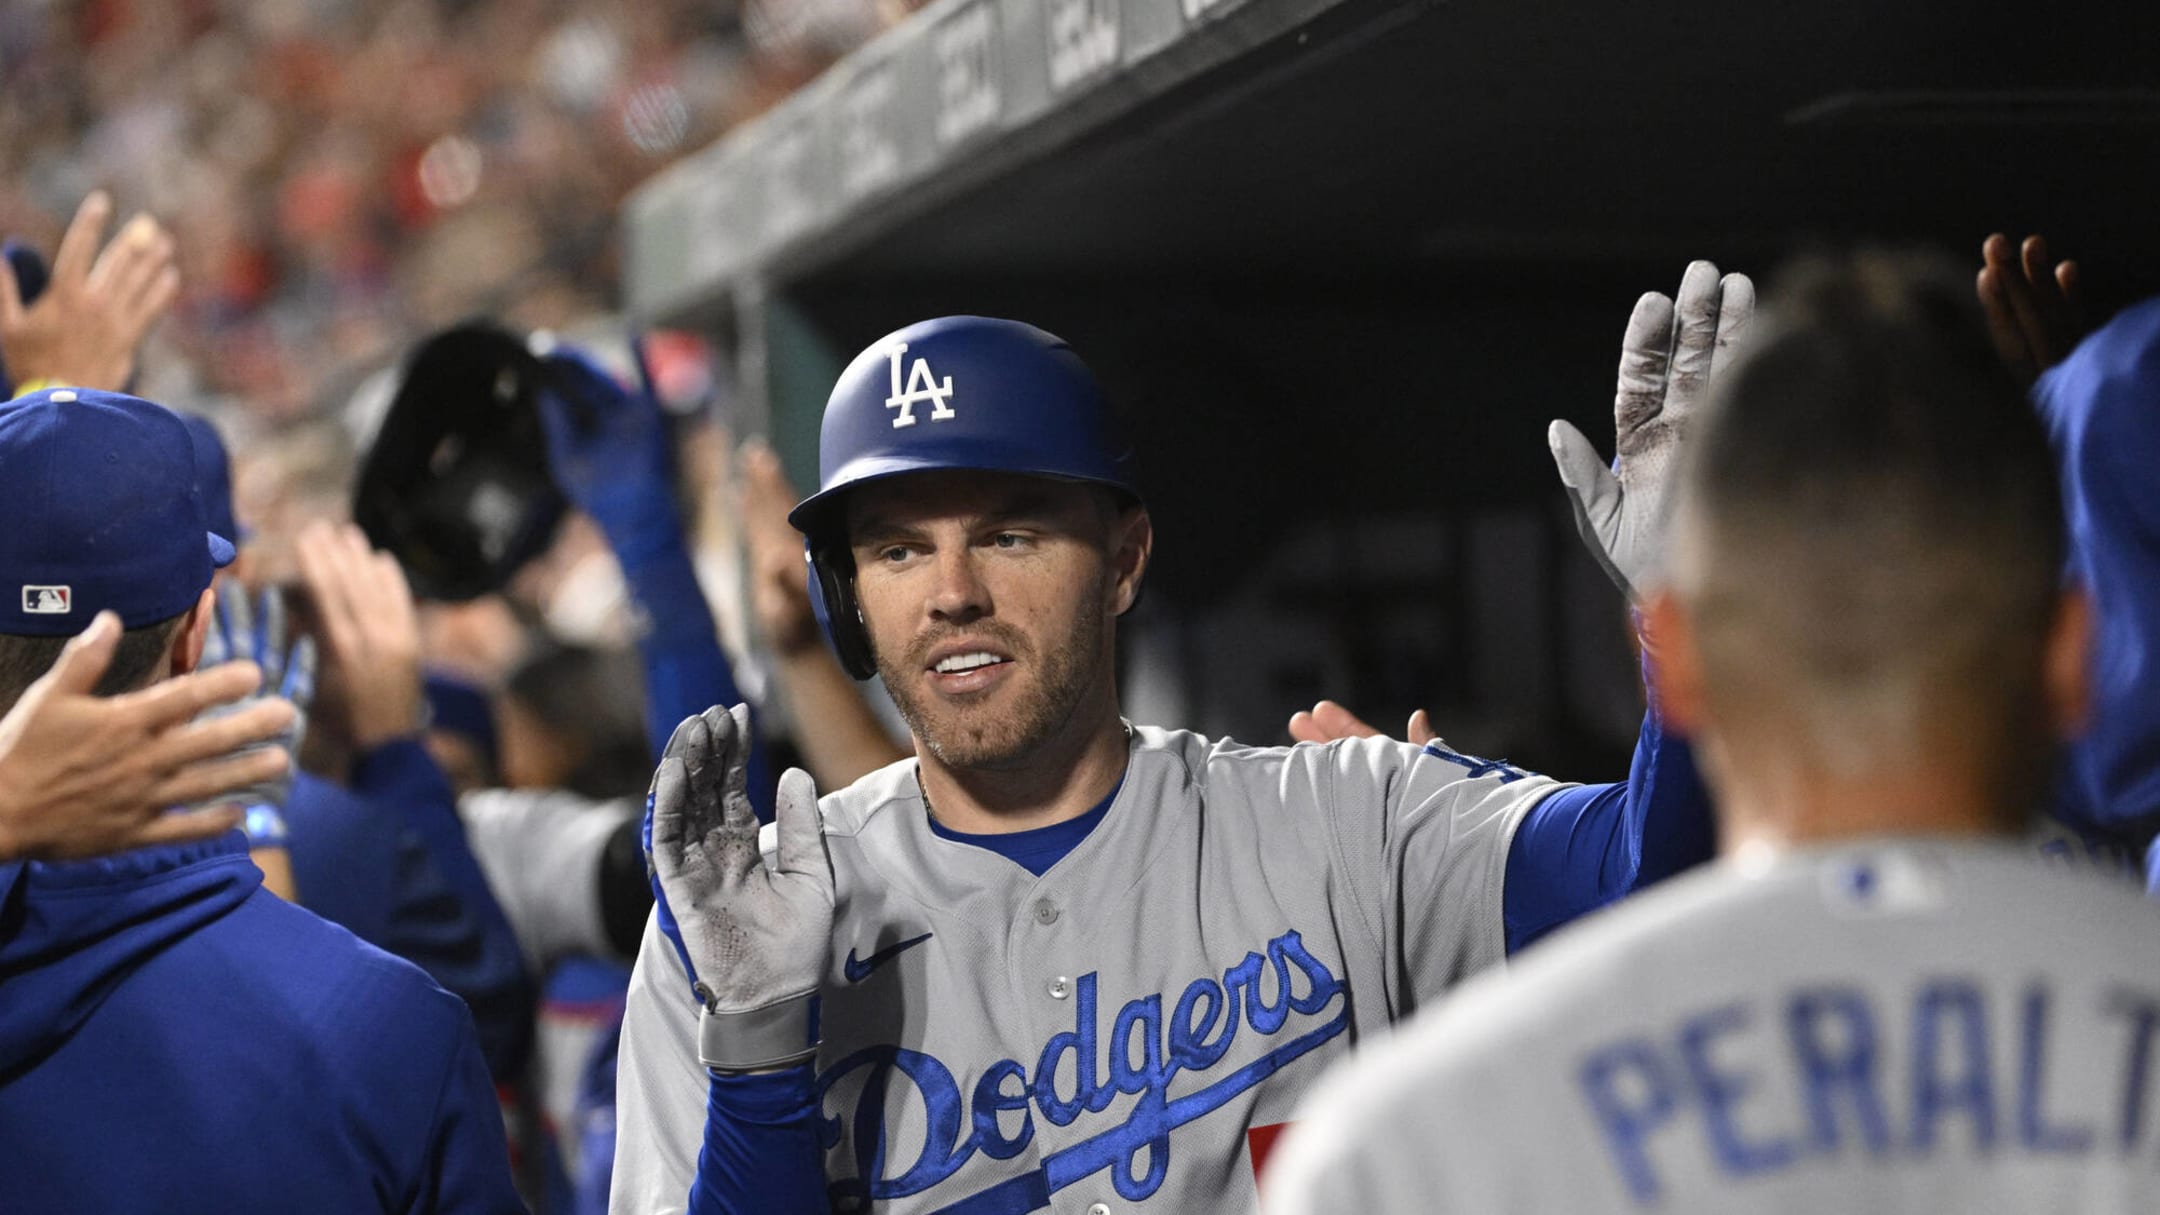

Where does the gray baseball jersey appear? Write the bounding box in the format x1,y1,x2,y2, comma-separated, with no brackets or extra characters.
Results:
1269,838,2160,1214
461,787,637,972
611,724,1565,1213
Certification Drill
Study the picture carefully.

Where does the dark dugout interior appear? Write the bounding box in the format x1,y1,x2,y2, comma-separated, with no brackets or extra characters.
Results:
721,0,2160,774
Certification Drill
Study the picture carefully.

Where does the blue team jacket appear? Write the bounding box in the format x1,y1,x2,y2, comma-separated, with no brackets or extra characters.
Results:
0,831,525,1213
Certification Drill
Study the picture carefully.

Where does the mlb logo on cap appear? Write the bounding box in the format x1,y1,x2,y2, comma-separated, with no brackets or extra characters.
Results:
0,387,234,636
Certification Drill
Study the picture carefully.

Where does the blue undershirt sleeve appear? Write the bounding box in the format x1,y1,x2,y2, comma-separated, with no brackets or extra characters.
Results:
611,520,774,822
351,737,536,1077
686,1064,826,1215
1500,659,1713,954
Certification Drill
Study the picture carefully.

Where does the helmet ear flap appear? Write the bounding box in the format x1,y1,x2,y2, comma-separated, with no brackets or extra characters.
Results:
805,541,877,681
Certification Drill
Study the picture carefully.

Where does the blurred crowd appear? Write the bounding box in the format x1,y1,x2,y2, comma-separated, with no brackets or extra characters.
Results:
0,0,916,426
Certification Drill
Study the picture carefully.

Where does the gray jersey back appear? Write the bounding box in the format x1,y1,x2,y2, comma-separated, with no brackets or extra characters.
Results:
1270,840,2160,1214
612,725,1562,1213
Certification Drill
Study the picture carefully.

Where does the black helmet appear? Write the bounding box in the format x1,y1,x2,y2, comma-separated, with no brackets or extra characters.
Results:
353,321,568,601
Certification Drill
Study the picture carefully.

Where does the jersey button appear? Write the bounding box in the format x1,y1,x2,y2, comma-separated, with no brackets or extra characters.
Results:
1032,898,1060,925
1048,976,1071,999
1087,1204,1110,1215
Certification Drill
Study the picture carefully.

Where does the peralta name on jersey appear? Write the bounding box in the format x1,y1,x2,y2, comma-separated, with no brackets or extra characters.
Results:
815,928,1348,1207
1578,976,2160,1205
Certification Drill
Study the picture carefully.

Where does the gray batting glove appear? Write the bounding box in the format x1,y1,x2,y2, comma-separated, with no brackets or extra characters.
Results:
193,582,315,827
647,703,833,1073
1549,260,1755,598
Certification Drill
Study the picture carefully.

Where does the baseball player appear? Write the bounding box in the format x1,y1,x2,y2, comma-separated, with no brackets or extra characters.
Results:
1266,254,2160,1213
610,294,1739,1213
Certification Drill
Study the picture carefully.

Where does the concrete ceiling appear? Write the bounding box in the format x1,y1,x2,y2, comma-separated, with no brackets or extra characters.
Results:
804,0,2160,291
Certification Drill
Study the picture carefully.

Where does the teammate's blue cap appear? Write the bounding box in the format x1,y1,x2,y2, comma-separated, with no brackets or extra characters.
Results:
423,671,499,771
180,412,239,546
0,387,235,636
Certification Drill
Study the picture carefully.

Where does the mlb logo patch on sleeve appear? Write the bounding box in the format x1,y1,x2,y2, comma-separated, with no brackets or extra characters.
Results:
22,586,71,614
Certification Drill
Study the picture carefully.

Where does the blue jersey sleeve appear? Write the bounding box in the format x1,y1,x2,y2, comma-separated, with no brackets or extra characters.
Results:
686,1064,826,1215
621,542,771,819
1500,661,1714,953
284,772,401,944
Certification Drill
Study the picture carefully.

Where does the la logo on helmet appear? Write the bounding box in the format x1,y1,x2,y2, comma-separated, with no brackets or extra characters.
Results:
884,342,956,429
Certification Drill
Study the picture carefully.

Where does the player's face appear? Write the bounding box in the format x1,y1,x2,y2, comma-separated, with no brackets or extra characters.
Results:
846,472,1133,771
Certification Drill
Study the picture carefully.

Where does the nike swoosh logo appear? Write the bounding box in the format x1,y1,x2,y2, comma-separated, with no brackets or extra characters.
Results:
843,932,933,983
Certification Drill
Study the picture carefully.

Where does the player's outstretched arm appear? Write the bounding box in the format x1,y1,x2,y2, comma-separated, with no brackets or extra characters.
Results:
0,611,294,860
534,340,772,808
1288,690,1712,956
1549,260,1754,598
637,705,833,1214
1475,263,1745,948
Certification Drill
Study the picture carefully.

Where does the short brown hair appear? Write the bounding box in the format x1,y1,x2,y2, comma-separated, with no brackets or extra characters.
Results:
0,613,189,714
1672,252,2063,786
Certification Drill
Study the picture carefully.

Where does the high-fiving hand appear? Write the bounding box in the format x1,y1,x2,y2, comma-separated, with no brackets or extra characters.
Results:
295,521,423,750
645,703,832,1072
0,612,294,859
1287,699,1436,747
1549,261,1755,598
0,191,180,394
195,582,316,814
532,336,682,565
1976,233,2084,386
741,441,822,658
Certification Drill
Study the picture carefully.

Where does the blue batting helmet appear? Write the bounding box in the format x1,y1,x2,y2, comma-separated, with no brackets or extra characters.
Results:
788,316,1141,679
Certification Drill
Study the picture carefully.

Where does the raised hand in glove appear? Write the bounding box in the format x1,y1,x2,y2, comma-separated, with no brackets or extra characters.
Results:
195,582,315,838
532,336,680,565
1549,260,1754,598
646,703,832,1072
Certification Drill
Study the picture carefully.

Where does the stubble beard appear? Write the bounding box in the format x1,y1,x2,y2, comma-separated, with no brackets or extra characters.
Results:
876,583,1109,772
